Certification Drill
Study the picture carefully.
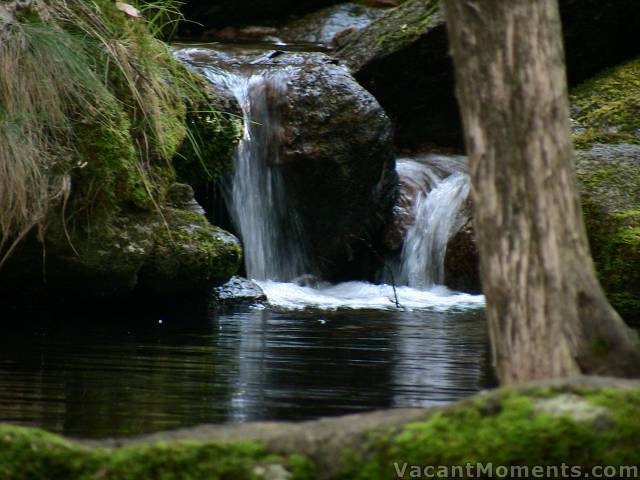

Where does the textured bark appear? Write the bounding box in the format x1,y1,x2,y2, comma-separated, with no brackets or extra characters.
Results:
443,0,640,383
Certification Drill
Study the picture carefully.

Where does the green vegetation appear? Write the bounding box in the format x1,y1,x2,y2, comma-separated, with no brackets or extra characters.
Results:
141,208,242,292
0,425,282,480
2,387,639,479
576,147,640,320
374,2,439,52
0,0,238,266
571,56,640,149
339,388,640,479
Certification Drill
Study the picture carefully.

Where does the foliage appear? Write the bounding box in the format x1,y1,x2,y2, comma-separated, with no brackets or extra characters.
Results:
0,0,229,266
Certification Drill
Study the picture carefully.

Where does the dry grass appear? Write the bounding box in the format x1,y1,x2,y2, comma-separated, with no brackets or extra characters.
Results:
0,0,192,265
0,19,108,262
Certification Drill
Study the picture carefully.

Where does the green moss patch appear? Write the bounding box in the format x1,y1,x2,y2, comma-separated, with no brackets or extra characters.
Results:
339,388,640,479
571,56,640,149
576,145,640,320
0,426,287,480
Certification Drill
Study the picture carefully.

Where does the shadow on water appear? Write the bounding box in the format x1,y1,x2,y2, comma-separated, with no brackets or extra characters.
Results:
0,304,495,438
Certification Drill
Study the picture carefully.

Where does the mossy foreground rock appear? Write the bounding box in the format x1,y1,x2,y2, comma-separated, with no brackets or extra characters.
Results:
1,377,639,480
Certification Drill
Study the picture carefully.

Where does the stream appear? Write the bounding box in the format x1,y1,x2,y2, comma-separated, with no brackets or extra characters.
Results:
0,41,495,439
0,300,492,438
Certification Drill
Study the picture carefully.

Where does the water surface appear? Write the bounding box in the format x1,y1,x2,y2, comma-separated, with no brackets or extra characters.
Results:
0,292,493,438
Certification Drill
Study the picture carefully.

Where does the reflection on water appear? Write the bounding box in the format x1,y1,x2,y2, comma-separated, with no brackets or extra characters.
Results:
0,305,494,438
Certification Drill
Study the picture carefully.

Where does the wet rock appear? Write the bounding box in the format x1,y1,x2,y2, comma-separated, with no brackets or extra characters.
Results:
166,183,205,215
0,207,242,303
178,48,397,280
280,3,386,45
272,53,397,280
212,276,267,305
335,0,640,149
204,25,281,42
444,212,480,293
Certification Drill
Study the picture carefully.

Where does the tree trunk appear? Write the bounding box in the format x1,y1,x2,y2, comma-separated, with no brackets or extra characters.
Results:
443,0,640,383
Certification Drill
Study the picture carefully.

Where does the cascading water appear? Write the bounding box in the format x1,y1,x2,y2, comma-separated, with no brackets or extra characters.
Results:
391,155,471,289
174,47,483,311
204,68,312,281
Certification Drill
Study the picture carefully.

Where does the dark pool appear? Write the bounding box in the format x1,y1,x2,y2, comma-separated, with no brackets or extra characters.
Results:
0,304,494,438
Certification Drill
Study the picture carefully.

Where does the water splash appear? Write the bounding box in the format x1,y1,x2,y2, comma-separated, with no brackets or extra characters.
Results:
205,68,312,281
393,155,471,288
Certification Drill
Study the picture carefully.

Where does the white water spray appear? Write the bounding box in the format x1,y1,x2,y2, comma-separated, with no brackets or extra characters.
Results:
393,155,471,288
204,68,312,281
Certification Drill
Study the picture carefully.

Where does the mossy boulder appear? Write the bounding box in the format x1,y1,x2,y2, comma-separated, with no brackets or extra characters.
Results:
576,144,640,322
139,208,241,294
1,377,639,480
571,56,640,149
0,0,243,303
335,0,640,149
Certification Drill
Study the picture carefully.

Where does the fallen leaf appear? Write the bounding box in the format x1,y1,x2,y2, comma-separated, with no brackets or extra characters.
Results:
115,2,141,18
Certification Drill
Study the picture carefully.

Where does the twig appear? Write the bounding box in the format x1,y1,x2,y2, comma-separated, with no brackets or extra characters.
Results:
347,234,401,309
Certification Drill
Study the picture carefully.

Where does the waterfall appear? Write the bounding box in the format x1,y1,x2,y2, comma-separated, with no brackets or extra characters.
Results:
203,68,312,281
393,155,471,288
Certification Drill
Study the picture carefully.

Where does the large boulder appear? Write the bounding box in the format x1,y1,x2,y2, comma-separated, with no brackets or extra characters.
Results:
577,145,640,322
335,0,640,148
177,48,397,280
0,185,242,304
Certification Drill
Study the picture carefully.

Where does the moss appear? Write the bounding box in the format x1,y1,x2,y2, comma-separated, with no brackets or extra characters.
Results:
140,208,241,291
571,56,640,149
174,106,243,189
576,146,640,320
374,5,438,52
338,388,640,479
0,425,291,480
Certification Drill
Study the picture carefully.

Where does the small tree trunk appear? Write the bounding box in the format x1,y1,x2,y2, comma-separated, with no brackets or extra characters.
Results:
443,0,640,383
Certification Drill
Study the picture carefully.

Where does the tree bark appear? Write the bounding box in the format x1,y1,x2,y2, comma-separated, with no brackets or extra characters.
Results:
443,0,640,383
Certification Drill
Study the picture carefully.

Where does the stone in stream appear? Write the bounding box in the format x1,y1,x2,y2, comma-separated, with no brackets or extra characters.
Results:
177,48,398,281
211,276,267,306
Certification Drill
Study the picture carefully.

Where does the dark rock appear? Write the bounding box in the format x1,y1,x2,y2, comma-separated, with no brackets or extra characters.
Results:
444,210,480,293
166,183,205,215
335,0,640,149
212,276,267,305
280,3,386,45
203,25,281,42
271,53,397,280
179,0,345,36
178,48,398,280
0,208,242,303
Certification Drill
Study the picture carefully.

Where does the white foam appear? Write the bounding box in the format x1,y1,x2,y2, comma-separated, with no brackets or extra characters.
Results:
256,280,484,312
